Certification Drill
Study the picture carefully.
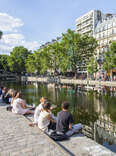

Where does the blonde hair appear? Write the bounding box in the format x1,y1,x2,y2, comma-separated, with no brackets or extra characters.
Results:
40,97,48,103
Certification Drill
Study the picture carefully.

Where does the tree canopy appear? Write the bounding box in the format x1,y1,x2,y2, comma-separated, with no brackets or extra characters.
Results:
0,54,10,71
8,46,31,73
61,29,98,77
103,41,116,72
0,31,3,39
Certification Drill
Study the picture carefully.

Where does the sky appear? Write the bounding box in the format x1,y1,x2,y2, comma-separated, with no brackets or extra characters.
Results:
0,0,116,54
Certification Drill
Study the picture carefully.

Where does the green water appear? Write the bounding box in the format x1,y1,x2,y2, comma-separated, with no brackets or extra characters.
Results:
2,81,116,153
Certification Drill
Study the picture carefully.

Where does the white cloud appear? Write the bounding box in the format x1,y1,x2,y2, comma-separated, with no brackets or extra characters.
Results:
21,41,41,51
0,13,40,54
1,34,24,45
0,13,23,32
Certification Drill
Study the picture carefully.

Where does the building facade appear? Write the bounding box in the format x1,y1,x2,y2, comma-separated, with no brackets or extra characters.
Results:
76,10,105,36
76,10,116,58
76,10,116,78
94,14,116,60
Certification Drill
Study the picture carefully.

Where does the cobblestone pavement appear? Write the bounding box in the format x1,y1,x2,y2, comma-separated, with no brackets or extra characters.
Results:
0,101,116,156
59,133,116,156
0,103,69,156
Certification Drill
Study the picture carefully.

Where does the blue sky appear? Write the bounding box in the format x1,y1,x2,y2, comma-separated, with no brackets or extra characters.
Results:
0,0,116,54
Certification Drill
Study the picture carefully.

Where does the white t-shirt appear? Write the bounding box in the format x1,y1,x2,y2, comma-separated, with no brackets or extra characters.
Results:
38,110,50,132
12,98,29,115
34,103,43,123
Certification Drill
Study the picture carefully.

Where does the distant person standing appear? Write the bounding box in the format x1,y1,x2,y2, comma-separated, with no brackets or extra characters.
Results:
56,101,83,136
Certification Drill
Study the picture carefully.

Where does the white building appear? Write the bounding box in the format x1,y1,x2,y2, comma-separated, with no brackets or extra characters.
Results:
94,14,116,60
76,10,105,36
76,10,116,77
76,10,116,59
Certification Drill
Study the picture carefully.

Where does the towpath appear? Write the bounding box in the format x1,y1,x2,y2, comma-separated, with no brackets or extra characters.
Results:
0,101,116,156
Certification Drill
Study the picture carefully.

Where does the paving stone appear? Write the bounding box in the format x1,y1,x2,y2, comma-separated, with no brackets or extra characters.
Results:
0,103,68,156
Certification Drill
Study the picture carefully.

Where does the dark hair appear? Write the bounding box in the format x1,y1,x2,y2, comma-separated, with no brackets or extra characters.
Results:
43,101,51,110
62,101,70,110
1,86,3,89
15,91,22,99
12,90,17,98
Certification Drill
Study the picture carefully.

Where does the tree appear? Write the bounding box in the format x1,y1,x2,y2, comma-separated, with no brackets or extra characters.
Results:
87,57,98,79
38,41,64,75
25,51,41,74
8,46,31,74
0,54,10,71
61,29,98,78
103,41,116,80
0,31,3,39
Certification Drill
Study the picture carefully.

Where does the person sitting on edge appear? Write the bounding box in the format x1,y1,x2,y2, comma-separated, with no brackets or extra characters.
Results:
0,86,3,97
56,101,83,136
29,97,48,126
2,87,8,102
12,91,34,115
4,89,14,104
38,101,56,134
10,90,17,107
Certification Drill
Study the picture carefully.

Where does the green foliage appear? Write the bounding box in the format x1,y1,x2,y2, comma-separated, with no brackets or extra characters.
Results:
0,31,2,39
25,52,41,73
0,54,10,71
37,41,67,74
87,57,98,75
1,29,98,75
8,46,31,73
61,29,98,76
103,41,116,72
33,29,97,76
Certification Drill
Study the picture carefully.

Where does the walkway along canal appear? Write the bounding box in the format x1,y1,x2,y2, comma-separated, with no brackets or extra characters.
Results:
21,76,116,87
0,100,116,156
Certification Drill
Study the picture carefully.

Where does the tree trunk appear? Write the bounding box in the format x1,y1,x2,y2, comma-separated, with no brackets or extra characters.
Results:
74,70,77,79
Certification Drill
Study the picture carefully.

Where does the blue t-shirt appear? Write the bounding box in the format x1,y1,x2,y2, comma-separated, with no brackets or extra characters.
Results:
56,110,73,133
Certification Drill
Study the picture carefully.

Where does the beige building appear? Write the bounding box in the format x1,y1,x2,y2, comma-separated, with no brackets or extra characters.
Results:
94,14,116,60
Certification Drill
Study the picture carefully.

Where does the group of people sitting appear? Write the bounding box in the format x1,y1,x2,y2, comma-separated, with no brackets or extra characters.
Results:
0,86,83,139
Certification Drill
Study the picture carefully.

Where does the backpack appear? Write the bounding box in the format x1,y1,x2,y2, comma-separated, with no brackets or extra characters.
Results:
6,106,12,111
50,132,69,141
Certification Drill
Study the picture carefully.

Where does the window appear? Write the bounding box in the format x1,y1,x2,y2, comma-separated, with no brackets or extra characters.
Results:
112,29,114,34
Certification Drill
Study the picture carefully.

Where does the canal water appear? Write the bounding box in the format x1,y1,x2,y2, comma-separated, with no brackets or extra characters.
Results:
2,81,116,153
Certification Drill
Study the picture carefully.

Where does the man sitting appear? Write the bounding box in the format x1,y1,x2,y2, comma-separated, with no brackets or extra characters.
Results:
56,101,83,136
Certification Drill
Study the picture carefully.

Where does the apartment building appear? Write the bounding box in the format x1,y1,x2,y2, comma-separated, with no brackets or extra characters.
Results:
76,10,116,77
94,14,116,60
76,10,105,36
76,10,116,58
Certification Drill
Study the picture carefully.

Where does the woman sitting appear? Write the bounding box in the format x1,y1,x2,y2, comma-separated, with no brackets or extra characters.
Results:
38,101,56,134
6,90,17,111
12,91,33,115
10,90,17,107
29,97,48,126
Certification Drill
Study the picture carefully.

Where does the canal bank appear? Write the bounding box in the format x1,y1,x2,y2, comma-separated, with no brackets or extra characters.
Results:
0,101,116,156
21,76,116,87
0,102,69,156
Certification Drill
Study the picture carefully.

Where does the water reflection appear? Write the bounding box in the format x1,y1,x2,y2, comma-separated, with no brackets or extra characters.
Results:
1,81,116,153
